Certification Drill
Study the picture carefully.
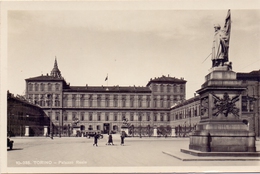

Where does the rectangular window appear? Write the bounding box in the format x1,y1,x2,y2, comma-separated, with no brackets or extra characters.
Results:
114,100,118,107
28,83,33,91
122,99,126,107
105,95,109,107
130,95,134,107
81,112,85,121
160,97,164,108
64,113,68,121
89,112,93,121
160,85,164,92
138,113,142,121
122,112,126,121
80,94,85,107
114,113,118,121
154,99,157,108
146,112,150,121
167,101,171,108
97,94,101,107
89,95,93,107
55,83,60,91
72,94,76,107
167,113,170,121
180,85,184,93
55,112,59,121
130,112,134,121
48,83,52,91
160,113,164,121
97,112,101,121
105,113,109,121
154,113,157,121
72,112,77,121
35,83,39,91
40,83,44,91
167,85,170,92
138,95,142,107
114,95,118,107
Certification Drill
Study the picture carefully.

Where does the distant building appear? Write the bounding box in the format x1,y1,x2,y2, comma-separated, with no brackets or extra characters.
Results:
7,91,50,136
25,59,186,135
237,70,260,137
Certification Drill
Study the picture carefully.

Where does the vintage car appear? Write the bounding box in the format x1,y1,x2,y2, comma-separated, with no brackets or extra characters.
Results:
7,137,14,150
85,131,103,139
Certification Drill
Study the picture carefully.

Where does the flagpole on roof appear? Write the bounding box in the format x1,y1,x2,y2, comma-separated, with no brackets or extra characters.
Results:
105,73,108,88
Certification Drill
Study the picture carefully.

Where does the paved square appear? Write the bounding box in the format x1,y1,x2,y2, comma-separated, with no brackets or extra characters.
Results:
7,135,260,169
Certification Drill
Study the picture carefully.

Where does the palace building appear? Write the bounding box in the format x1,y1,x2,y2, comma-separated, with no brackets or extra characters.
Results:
25,59,186,135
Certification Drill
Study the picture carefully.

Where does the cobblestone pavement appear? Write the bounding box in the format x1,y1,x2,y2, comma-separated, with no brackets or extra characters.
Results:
5,135,260,173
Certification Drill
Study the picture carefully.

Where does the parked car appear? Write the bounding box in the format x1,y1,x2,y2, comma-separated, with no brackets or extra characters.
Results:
7,137,14,150
85,131,103,139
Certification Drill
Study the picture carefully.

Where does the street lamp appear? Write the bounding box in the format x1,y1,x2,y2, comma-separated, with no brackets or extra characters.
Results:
139,114,142,138
47,94,53,139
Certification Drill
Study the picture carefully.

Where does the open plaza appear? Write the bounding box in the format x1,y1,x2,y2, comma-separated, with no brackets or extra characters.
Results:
7,135,260,170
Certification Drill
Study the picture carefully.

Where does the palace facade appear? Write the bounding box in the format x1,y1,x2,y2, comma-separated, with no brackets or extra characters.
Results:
25,59,186,135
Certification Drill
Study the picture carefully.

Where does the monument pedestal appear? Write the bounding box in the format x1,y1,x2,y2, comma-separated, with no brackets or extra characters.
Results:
188,68,256,153
121,126,129,136
72,126,80,136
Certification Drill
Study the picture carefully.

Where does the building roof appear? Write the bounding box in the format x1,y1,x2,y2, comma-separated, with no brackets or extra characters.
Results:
146,75,186,86
26,58,65,82
237,70,260,81
170,95,200,110
63,86,151,93
7,91,42,109
25,74,65,82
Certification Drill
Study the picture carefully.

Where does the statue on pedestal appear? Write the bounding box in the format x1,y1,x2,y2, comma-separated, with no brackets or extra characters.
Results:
72,116,79,127
212,10,231,68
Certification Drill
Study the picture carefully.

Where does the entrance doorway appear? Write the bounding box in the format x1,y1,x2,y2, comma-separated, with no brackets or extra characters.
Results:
103,123,110,134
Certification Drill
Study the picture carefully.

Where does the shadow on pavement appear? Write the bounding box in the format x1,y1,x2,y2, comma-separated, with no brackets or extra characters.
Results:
7,148,23,151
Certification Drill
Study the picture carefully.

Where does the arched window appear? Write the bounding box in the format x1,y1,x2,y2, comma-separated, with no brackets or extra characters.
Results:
80,125,85,131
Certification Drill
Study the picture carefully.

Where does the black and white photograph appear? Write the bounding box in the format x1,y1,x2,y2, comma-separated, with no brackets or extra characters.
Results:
1,0,260,173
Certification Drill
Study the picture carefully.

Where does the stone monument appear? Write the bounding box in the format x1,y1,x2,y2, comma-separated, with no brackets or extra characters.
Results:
183,10,257,154
72,116,80,136
121,118,131,136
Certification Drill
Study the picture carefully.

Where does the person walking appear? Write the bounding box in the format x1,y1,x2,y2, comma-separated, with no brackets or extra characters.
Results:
106,133,114,145
93,132,98,147
120,131,126,146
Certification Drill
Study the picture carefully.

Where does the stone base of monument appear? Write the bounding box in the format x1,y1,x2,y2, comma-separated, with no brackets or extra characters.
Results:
184,67,258,156
188,120,256,152
180,148,260,157
72,126,80,135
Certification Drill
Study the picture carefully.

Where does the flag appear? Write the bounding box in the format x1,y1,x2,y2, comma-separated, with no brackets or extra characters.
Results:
223,9,231,61
223,9,231,42
105,75,108,81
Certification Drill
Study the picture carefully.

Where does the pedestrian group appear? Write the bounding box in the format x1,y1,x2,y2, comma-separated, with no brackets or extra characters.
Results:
93,131,126,147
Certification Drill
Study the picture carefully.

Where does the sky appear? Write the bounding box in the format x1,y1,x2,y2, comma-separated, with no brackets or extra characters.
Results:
4,1,260,99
